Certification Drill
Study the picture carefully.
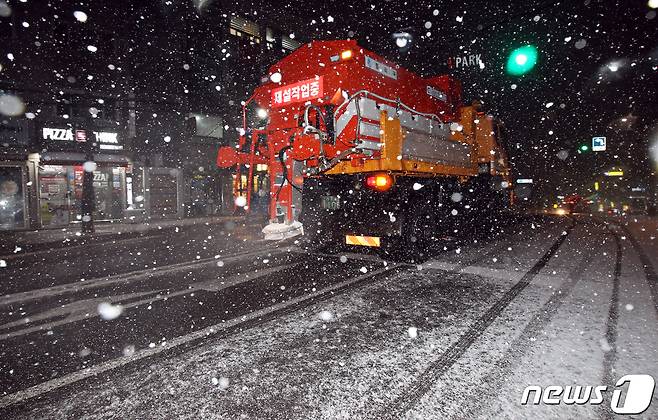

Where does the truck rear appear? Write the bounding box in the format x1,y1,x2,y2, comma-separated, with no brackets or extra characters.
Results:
217,40,512,260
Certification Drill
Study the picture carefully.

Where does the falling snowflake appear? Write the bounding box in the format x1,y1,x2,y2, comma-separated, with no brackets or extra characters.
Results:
97,302,123,320
408,327,418,339
319,310,334,321
82,161,97,172
73,11,88,22
0,94,25,116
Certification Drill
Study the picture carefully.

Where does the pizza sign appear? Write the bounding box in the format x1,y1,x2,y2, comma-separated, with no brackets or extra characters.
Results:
271,76,323,107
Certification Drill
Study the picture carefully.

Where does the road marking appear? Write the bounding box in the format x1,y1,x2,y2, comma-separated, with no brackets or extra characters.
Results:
0,264,401,409
191,263,299,292
0,262,301,341
0,245,294,307
0,235,158,260
0,290,162,340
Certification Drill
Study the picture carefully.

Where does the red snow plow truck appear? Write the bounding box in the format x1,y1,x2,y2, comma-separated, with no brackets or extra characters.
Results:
218,39,513,260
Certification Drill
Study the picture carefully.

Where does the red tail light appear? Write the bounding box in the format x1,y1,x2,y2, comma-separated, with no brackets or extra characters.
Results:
365,173,393,192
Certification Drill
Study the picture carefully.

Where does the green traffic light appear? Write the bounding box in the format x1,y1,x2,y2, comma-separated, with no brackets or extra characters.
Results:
506,45,538,75
579,144,589,152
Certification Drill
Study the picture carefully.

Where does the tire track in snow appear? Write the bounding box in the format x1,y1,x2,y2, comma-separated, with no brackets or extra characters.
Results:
599,224,622,420
618,224,658,319
0,263,302,341
455,220,604,419
375,218,576,419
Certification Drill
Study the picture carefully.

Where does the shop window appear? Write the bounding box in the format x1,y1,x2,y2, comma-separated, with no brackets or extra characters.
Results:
0,166,27,230
38,164,126,226
38,165,70,227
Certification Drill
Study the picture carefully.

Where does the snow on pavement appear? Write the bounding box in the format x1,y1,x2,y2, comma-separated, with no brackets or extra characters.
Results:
7,217,658,419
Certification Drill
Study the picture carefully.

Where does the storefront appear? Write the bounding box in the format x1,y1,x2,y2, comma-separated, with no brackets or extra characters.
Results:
35,124,131,227
38,160,128,227
0,120,132,230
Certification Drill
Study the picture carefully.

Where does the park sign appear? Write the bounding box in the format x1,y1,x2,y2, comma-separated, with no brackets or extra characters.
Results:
447,53,484,70
592,136,606,152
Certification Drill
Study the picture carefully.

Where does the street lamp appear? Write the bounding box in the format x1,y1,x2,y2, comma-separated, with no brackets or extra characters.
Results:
392,31,413,52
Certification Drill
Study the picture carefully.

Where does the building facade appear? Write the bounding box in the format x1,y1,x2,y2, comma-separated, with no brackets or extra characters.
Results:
1,0,305,230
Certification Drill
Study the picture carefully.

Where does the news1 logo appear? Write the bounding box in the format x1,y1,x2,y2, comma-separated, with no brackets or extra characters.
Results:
521,374,655,414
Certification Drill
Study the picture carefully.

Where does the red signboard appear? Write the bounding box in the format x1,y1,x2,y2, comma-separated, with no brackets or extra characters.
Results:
271,76,323,107
75,129,87,142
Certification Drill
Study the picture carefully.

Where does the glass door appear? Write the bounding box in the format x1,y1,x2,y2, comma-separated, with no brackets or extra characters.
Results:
39,165,72,227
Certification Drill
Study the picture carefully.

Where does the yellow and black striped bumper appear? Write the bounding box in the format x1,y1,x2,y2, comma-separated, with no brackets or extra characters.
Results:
345,235,381,247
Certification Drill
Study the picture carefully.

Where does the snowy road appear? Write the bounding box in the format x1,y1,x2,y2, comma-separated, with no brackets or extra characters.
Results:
1,215,657,419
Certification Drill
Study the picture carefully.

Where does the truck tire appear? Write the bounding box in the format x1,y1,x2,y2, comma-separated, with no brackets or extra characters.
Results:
379,210,435,263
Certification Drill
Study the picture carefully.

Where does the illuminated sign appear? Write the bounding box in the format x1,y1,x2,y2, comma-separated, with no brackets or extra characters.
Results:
604,171,623,177
516,178,534,184
75,130,87,142
42,127,123,151
43,127,74,141
271,77,323,107
94,131,122,150
448,54,484,69
592,136,606,152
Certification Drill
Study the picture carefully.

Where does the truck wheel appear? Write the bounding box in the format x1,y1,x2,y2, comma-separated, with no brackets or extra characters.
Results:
380,212,434,263
409,211,436,261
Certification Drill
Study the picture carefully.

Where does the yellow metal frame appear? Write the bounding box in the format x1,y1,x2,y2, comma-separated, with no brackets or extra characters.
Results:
325,110,479,178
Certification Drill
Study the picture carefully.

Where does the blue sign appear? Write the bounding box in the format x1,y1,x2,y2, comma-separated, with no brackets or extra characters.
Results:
592,136,606,152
